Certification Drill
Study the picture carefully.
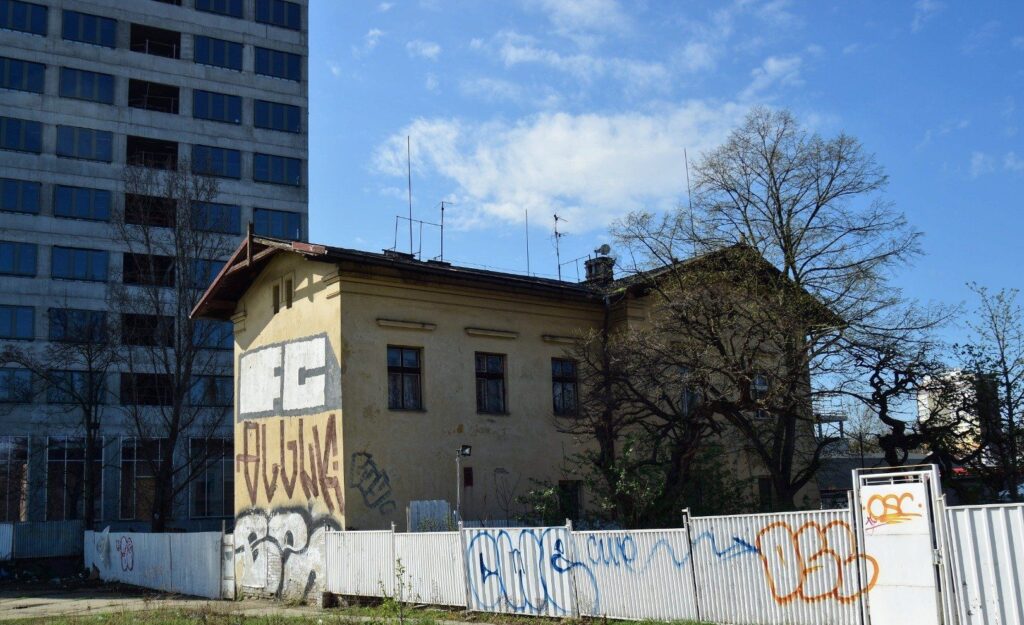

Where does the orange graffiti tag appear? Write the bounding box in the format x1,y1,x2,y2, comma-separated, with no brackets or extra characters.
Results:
755,520,880,605
864,492,922,527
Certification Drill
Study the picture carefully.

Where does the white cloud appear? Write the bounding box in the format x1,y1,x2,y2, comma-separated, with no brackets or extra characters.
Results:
969,151,995,178
526,0,630,45
675,41,717,72
407,39,442,60
491,31,668,91
378,2,393,11
911,0,943,33
1005,152,1024,172
425,73,439,92
372,102,749,231
352,29,384,58
741,55,803,100
961,20,1000,55
327,61,342,78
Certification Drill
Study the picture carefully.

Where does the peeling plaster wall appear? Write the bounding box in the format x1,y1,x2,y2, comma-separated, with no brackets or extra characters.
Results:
231,254,344,600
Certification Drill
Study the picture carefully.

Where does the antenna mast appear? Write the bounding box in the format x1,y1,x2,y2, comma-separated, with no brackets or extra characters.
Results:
553,214,566,281
407,136,413,254
525,209,530,275
440,201,446,262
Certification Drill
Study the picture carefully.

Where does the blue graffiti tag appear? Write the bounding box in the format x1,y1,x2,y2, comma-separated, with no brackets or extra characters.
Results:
580,530,759,575
466,528,598,615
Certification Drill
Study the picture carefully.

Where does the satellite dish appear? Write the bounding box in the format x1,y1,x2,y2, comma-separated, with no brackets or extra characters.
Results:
595,244,611,256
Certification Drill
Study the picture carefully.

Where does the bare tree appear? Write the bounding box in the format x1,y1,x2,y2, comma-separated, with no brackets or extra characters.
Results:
957,284,1024,501
610,107,932,509
109,160,236,531
1,306,116,527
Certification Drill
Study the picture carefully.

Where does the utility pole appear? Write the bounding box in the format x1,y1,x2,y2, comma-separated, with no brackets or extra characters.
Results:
554,214,565,281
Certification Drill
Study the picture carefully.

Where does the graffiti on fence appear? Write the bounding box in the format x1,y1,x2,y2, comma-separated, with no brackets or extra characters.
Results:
864,492,923,530
755,520,879,605
236,414,344,514
350,451,397,515
466,528,598,615
235,507,341,599
115,536,134,572
583,530,757,573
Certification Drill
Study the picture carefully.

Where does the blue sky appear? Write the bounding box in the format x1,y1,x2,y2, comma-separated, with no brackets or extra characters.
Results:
308,0,1023,332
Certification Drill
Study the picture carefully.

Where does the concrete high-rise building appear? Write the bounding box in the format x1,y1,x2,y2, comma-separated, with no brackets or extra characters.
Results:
0,0,307,531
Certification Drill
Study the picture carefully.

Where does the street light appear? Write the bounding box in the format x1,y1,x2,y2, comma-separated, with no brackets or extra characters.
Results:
455,445,471,522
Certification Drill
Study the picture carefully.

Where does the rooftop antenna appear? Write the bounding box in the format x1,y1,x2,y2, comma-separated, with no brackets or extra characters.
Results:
440,201,446,262
684,147,696,255
525,209,530,276
553,214,566,280
407,136,413,255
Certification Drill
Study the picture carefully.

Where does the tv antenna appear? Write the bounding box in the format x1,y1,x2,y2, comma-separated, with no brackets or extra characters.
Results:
406,136,413,254
553,214,566,280
525,209,531,275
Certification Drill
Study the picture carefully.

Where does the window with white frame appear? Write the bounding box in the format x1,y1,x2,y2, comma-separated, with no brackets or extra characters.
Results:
46,436,102,521
0,436,28,522
189,438,233,518
119,438,164,521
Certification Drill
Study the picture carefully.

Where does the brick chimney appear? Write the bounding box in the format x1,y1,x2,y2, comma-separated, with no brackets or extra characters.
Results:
584,255,615,285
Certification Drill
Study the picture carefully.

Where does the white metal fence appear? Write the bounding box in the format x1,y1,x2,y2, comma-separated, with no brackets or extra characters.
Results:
84,529,224,599
323,508,880,624
946,502,1024,625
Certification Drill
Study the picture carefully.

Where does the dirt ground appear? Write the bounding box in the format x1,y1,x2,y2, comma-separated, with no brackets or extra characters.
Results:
0,586,320,621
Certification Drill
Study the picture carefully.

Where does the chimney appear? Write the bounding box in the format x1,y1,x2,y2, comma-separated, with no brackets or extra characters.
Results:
584,255,615,285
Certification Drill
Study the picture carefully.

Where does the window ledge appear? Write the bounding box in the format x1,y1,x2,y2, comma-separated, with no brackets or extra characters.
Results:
388,408,427,413
466,327,518,339
477,411,510,416
377,318,436,331
542,334,576,345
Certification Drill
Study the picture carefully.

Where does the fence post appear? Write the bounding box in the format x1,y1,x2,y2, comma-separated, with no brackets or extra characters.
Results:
390,522,397,598
564,518,580,618
681,508,702,623
457,520,472,612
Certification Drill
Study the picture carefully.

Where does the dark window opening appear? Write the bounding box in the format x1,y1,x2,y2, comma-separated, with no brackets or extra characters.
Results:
463,466,474,488
119,438,165,520
48,308,107,343
59,67,114,104
387,346,422,410
122,253,175,287
54,185,111,222
193,35,242,71
0,56,45,93
255,46,301,81
1,116,42,153
189,438,233,519
191,145,240,179
195,0,242,18
0,0,47,36
254,99,301,133
475,352,506,414
128,79,179,114
558,480,582,521
121,313,173,347
130,23,180,58
0,436,28,521
253,208,301,238
758,476,774,512
551,358,578,416
56,126,112,161
62,10,116,48
193,89,241,124
46,436,103,521
0,305,33,340
126,136,178,169
1,178,40,214
124,193,176,228
120,374,172,406
255,0,300,30
192,202,240,234
51,247,108,282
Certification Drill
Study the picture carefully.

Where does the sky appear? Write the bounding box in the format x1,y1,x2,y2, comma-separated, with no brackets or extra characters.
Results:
308,0,1023,336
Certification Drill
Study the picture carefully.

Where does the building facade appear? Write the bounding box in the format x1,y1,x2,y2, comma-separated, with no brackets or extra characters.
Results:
0,0,307,530
193,235,823,599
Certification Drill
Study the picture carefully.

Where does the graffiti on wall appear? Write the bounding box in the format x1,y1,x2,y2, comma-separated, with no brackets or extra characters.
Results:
115,536,134,572
755,520,879,604
237,334,341,421
234,507,341,599
465,528,598,615
236,413,344,513
864,491,923,530
350,451,397,515
582,530,758,573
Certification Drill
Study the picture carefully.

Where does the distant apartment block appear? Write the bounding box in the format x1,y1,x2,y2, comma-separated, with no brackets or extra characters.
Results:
0,0,308,529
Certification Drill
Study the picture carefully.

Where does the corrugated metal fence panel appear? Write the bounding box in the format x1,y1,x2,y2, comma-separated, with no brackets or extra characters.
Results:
13,520,83,558
0,524,12,561
324,530,394,597
574,529,700,621
691,508,865,625
395,532,466,606
946,503,1024,625
462,526,577,617
84,529,222,598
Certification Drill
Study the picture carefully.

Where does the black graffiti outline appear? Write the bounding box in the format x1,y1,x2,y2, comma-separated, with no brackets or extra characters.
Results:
349,451,397,515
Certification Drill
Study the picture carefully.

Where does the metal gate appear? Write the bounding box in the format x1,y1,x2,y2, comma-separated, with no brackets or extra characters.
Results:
853,465,949,625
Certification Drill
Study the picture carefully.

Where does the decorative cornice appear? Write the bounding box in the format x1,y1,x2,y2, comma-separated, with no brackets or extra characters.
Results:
465,327,519,339
377,318,437,331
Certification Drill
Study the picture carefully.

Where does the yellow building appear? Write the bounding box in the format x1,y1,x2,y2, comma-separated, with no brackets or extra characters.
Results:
192,233,820,599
